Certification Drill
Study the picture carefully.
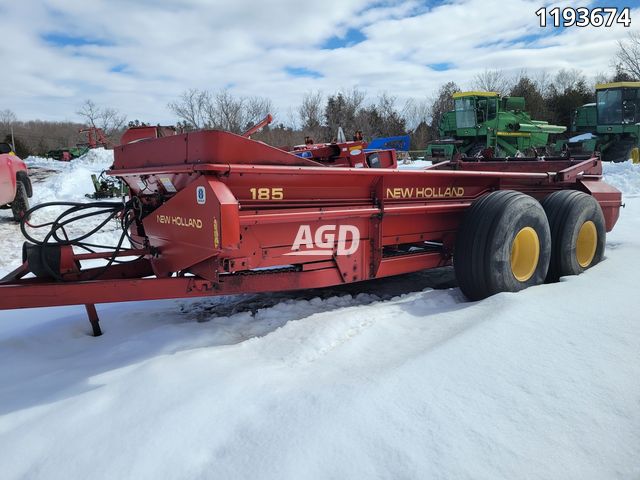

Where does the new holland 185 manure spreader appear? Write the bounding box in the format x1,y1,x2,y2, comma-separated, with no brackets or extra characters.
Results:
0,127,622,335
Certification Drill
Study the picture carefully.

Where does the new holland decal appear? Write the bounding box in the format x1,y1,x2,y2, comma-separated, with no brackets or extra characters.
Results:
156,214,203,229
385,186,465,199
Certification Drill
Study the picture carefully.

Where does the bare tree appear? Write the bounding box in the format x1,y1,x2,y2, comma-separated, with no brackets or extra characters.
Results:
616,31,640,80
100,107,127,136
167,89,208,128
298,91,324,130
346,88,366,114
552,69,587,94
244,96,273,128
0,109,17,144
402,97,432,149
210,89,245,132
402,98,430,131
76,100,126,137
533,70,553,98
376,92,398,120
472,69,511,95
592,71,610,88
284,106,299,131
169,88,273,133
0,109,17,128
76,100,101,128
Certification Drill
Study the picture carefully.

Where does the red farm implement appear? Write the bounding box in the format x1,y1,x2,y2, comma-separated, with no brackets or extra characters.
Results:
0,125,622,335
46,127,109,161
78,127,108,149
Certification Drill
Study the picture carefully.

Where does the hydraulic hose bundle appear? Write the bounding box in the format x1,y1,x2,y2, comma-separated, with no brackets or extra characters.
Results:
19,198,143,281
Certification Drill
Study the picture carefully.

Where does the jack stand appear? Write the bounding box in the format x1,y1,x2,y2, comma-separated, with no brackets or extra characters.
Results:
85,304,102,336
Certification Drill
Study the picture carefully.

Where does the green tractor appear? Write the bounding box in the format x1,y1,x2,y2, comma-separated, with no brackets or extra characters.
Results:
559,82,640,163
46,146,90,162
426,91,566,161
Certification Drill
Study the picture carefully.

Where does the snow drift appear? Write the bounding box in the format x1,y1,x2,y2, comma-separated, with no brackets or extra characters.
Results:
0,152,638,480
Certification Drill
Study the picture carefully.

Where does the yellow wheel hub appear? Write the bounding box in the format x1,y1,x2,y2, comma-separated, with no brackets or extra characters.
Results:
631,147,640,164
576,220,597,268
510,227,540,282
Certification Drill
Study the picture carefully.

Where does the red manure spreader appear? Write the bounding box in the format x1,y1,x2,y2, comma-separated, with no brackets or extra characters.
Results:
0,126,622,335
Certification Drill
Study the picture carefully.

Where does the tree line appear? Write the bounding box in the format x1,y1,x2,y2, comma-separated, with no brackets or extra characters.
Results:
168,66,635,151
2,32,638,157
0,100,127,158
166,32,640,149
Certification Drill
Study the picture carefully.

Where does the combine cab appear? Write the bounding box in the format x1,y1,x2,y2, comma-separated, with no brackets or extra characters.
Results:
426,92,566,161
560,82,640,163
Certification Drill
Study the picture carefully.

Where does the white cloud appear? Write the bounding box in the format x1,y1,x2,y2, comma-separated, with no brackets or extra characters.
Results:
1,0,638,124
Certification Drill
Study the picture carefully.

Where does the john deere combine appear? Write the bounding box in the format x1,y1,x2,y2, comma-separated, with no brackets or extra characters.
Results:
426,92,566,161
560,82,640,163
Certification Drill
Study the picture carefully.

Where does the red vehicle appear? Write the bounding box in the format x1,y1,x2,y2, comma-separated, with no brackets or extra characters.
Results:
0,143,31,221
0,128,622,336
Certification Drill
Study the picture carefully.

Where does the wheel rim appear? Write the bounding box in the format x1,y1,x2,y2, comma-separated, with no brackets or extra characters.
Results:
510,227,540,282
631,147,640,164
576,220,597,268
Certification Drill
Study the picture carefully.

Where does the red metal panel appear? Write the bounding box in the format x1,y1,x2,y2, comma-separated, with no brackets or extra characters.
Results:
579,179,623,231
142,177,229,275
113,130,322,171
207,179,240,249
113,134,188,169
376,252,449,277
187,130,317,166
225,217,371,271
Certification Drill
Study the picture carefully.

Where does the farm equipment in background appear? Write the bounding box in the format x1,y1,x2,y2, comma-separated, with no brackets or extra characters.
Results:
242,114,273,138
120,125,178,144
46,146,89,162
85,172,129,199
78,127,108,149
46,127,108,161
426,92,566,162
0,121,622,336
366,135,411,163
557,82,640,163
83,125,178,199
286,130,397,167
287,129,408,166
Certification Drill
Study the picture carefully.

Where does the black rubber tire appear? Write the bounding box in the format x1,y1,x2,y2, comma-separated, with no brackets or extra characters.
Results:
602,139,635,163
454,190,551,301
11,181,30,222
541,190,605,282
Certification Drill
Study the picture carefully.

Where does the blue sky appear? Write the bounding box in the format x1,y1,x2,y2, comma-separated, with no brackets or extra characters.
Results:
1,0,638,124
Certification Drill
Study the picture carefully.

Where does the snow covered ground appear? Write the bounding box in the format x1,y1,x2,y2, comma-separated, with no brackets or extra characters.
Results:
0,152,639,480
